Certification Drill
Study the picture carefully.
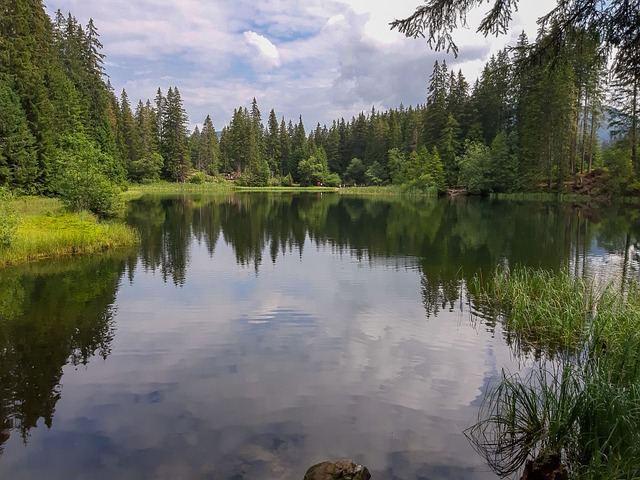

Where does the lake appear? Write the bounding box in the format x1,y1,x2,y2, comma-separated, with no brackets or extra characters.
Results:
0,193,637,479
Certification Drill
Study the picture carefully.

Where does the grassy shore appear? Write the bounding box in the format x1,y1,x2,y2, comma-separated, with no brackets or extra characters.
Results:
0,197,139,267
122,180,234,200
123,181,417,198
467,267,640,479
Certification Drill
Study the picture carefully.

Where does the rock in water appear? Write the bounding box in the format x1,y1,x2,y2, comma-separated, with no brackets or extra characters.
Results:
303,459,371,480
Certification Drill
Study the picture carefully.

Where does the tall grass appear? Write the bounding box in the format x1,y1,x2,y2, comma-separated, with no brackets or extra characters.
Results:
123,180,234,199
338,185,405,196
469,268,596,355
490,192,586,202
1,197,139,267
467,267,640,479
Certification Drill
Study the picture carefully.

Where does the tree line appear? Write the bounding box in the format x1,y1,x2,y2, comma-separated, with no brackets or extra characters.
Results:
1,0,639,207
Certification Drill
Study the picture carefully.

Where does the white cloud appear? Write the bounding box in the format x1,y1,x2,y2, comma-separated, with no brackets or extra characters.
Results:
244,31,281,69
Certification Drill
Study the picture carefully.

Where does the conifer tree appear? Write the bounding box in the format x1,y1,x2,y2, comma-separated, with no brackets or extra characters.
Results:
424,60,449,148
0,77,38,191
265,109,281,176
290,115,308,179
279,117,292,176
161,87,190,181
438,113,461,186
118,89,137,176
200,115,220,175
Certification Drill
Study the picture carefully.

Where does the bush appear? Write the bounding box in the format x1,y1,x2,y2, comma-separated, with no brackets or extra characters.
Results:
129,153,163,183
267,176,281,187
188,171,206,184
55,134,123,219
0,187,18,248
323,172,341,187
281,174,293,187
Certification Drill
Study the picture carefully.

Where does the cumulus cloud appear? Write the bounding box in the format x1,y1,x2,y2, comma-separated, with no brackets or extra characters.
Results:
244,31,281,69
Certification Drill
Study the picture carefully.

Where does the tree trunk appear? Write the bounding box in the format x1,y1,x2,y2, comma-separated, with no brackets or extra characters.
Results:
587,109,596,172
580,93,589,176
632,79,638,173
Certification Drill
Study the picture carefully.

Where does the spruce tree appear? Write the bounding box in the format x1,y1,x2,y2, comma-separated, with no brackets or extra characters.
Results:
266,109,281,176
195,115,218,175
0,77,38,191
161,87,190,181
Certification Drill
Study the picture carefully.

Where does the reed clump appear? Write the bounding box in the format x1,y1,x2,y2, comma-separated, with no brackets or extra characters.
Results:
469,268,596,355
467,267,640,479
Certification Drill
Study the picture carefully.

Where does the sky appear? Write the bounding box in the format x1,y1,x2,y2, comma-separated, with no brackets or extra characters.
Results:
44,0,556,131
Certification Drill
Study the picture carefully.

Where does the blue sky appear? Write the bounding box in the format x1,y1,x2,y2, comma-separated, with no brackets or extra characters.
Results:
44,0,555,131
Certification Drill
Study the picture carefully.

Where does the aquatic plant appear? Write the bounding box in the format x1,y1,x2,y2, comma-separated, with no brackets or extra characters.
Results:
469,267,596,355
467,267,640,478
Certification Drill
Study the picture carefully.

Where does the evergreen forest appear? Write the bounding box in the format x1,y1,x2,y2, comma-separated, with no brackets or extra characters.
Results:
1,0,639,205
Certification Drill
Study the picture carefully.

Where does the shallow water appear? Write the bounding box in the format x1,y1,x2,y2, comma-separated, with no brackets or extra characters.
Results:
0,194,637,479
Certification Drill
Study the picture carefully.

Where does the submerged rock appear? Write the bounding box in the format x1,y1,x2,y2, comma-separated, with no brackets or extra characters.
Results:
303,459,371,480
521,453,568,480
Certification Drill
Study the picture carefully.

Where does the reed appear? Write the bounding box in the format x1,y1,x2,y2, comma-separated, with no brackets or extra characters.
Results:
469,267,596,354
467,267,640,478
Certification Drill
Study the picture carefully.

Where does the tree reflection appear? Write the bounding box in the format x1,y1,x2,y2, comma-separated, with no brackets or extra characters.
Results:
0,254,127,454
126,193,640,323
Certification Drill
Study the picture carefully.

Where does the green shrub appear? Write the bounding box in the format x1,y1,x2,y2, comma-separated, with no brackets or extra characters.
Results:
281,174,293,187
323,172,341,187
188,171,206,184
267,176,281,187
55,134,123,219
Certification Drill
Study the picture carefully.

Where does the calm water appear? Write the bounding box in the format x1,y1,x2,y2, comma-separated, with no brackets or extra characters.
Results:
0,194,638,479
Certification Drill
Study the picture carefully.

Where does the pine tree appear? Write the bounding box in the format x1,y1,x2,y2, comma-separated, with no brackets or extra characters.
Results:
279,117,291,176
325,121,341,173
130,99,162,182
119,89,137,177
472,50,512,145
265,109,281,176
190,125,202,171
0,0,60,191
200,115,220,175
161,87,190,181
424,60,449,148
438,113,461,186
222,107,249,175
290,115,307,179
0,77,38,190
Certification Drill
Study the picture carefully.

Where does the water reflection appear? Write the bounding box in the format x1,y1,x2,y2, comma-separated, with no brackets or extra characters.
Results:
126,194,640,287
0,254,128,454
0,194,639,479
